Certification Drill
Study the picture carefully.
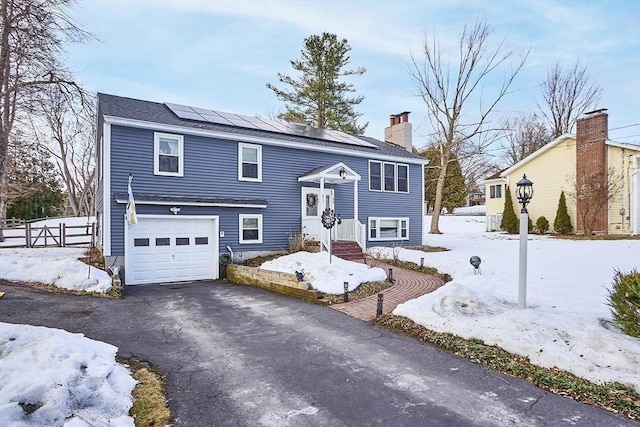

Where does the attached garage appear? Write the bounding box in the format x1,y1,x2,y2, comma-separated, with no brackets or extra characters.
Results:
125,216,219,285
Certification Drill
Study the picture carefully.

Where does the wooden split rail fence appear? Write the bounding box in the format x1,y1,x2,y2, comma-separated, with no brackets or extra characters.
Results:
0,222,95,248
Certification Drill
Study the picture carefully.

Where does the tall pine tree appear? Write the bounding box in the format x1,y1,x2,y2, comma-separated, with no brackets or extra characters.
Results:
266,33,368,135
417,147,467,213
441,157,467,213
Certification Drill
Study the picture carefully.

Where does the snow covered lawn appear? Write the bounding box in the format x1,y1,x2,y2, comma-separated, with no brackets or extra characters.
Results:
0,248,112,293
0,246,132,425
373,215,640,392
0,323,135,426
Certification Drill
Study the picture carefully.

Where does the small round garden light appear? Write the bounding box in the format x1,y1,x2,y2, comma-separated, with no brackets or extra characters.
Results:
469,255,481,275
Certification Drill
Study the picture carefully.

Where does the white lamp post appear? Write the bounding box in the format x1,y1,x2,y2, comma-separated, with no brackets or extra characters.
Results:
516,174,533,309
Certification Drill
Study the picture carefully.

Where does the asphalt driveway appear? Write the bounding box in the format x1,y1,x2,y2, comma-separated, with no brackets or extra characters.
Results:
0,280,635,426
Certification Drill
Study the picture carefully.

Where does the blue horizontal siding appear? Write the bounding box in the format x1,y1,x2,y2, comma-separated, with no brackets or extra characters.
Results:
108,124,423,256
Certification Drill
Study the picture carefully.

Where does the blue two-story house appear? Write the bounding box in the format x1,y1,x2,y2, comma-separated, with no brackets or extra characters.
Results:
96,93,427,285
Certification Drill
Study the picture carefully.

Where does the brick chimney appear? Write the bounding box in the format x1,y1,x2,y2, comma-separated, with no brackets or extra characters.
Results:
384,112,412,152
575,109,608,233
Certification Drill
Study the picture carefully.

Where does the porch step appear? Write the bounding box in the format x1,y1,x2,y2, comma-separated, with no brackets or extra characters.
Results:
331,241,365,261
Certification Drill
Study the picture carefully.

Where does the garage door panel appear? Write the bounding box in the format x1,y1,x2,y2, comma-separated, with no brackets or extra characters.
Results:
154,268,173,281
126,217,218,285
132,268,153,282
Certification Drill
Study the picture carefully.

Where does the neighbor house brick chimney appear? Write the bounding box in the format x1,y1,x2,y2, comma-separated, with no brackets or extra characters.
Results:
575,109,608,234
384,112,412,152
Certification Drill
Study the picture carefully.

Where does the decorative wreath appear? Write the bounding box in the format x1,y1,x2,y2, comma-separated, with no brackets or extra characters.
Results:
321,208,337,229
306,194,318,208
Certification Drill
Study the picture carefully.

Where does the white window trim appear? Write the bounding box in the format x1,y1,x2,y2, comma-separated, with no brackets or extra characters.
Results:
239,214,263,244
383,162,396,192
154,132,184,177
238,142,262,182
397,163,409,193
369,160,382,192
370,160,409,193
368,217,409,241
490,184,502,199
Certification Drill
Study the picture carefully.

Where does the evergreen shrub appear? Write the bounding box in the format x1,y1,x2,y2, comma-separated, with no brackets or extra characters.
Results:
553,191,573,234
535,216,549,234
607,269,640,338
500,188,519,234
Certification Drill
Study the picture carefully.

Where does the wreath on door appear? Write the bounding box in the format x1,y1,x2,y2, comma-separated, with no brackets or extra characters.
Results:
306,194,318,208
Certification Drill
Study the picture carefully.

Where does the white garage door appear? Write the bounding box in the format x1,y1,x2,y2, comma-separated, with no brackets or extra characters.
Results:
126,216,218,285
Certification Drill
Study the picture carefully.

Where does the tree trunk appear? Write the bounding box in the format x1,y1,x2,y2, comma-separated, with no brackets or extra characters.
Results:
0,171,6,241
430,155,449,234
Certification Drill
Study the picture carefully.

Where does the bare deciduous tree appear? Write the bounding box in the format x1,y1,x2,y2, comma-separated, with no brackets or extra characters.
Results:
28,87,95,217
500,112,552,165
410,19,528,233
566,168,622,235
539,61,601,138
0,0,88,226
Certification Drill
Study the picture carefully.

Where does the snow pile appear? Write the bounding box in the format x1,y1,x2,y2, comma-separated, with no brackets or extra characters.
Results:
373,215,640,391
0,248,112,293
260,251,386,294
0,323,135,426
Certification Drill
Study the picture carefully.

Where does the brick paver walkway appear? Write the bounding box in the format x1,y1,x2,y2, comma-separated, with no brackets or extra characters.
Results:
330,262,444,321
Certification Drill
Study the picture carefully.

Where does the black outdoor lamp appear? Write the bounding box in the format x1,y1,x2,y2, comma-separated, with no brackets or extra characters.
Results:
516,174,534,212
339,167,347,180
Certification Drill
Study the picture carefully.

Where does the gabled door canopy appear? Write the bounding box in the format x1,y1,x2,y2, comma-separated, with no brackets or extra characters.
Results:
298,162,361,184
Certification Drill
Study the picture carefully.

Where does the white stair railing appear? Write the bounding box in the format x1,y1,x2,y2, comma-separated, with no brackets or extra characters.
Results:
335,219,366,252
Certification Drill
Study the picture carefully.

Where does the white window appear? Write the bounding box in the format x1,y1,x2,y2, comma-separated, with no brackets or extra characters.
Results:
369,160,409,193
397,164,409,193
368,217,409,241
369,160,382,191
154,133,184,176
239,214,263,244
383,162,396,191
490,184,503,199
239,143,262,182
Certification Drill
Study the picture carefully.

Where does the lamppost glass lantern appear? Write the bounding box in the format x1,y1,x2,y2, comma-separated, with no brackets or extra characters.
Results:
339,167,347,180
516,174,534,211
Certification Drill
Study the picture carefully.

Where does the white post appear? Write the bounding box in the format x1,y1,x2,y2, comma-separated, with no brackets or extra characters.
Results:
353,180,358,222
518,210,528,309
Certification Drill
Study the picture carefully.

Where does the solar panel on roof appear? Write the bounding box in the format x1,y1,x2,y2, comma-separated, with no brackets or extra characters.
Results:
165,102,193,112
227,118,260,129
164,102,377,149
256,118,291,133
199,114,232,125
191,106,218,115
172,109,207,121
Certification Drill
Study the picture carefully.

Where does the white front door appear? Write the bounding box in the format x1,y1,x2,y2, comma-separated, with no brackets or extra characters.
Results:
125,216,218,285
301,187,334,241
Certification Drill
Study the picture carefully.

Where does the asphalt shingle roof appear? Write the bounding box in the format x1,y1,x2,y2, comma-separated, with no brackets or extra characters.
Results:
98,93,424,161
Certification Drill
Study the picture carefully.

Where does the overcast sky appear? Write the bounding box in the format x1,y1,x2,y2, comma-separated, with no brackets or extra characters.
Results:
68,0,640,150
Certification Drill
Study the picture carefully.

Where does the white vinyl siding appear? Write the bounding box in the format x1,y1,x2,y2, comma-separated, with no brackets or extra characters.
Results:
154,133,184,177
368,217,409,241
238,143,262,182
